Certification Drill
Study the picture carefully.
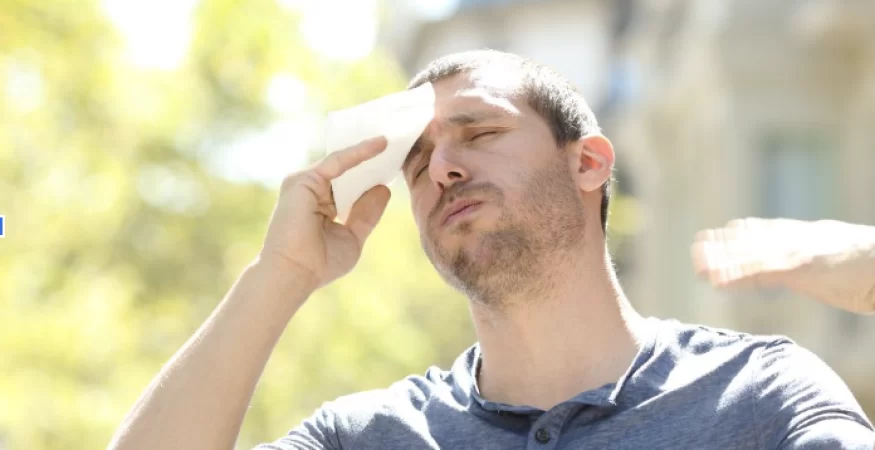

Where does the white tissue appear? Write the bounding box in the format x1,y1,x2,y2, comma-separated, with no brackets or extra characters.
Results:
325,82,435,222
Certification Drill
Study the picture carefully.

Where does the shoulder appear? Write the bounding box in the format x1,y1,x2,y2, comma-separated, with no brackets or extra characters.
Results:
307,362,461,444
655,317,779,353
256,367,458,450
645,318,788,379
328,366,453,419
629,318,784,397
650,318,860,392
747,338,874,447
649,318,874,446
655,319,858,404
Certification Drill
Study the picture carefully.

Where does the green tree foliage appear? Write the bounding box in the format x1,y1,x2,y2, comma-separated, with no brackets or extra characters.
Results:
0,0,474,448
0,0,645,448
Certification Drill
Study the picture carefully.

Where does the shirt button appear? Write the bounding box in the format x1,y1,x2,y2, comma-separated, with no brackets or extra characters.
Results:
535,428,551,444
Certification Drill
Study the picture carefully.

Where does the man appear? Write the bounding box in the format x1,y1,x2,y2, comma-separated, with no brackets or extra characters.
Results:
108,50,874,449
692,218,875,315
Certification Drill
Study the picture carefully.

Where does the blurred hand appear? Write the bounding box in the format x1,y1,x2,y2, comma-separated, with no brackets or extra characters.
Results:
691,218,875,314
259,136,392,289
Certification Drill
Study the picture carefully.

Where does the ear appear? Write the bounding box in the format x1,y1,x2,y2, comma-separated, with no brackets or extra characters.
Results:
566,134,615,193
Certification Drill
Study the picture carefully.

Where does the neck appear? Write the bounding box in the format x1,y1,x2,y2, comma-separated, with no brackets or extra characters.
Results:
470,244,646,411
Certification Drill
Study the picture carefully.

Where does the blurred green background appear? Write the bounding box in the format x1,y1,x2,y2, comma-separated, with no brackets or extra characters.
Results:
2,0,873,448
0,0,639,448
0,0,453,448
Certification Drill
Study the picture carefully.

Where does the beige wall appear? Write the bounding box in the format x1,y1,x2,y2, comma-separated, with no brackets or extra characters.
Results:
619,0,875,413
407,0,615,108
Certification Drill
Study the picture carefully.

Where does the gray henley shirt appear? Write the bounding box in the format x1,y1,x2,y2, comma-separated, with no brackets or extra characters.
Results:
255,317,874,449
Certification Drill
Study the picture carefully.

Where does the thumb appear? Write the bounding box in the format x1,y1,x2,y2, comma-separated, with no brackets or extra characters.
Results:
345,185,391,245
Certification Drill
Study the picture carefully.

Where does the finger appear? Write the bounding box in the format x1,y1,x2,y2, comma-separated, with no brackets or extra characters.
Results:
345,185,391,245
691,229,737,272
315,199,338,220
694,227,740,247
709,264,783,290
725,217,767,230
690,240,712,276
282,170,335,210
724,218,751,230
313,136,388,181
692,223,778,281
700,245,795,289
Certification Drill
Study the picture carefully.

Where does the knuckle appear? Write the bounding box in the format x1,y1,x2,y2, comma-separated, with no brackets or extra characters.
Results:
282,170,324,192
281,171,304,191
725,218,750,229
330,151,348,167
301,169,322,184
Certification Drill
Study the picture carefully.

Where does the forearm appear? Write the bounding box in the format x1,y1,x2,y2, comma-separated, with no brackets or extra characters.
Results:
784,221,875,314
109,258,317,450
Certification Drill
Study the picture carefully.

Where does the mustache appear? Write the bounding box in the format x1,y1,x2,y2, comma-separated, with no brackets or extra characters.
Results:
428,181,505,224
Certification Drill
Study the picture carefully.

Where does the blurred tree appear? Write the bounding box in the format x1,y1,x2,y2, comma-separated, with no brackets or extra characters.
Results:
0,0,476,449
0,1,641,449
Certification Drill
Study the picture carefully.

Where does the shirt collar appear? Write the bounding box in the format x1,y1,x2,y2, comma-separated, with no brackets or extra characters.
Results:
449,317,663,415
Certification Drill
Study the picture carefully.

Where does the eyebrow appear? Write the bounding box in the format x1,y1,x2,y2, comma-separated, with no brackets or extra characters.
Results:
445,111,505,126
403,111,507,172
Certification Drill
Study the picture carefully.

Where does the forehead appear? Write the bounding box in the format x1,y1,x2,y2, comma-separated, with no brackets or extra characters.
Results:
402,69,548,175
430,68,526,122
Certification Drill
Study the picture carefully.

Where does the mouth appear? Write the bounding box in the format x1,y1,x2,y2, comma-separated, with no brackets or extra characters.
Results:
441,200,484,227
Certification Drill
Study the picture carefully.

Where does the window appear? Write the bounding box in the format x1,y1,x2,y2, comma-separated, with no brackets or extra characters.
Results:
757,128,863,339
758,128,837,220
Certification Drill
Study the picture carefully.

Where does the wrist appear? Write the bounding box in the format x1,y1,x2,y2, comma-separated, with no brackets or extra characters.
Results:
250,254,320,290
240,257,320,313
783,221,875,314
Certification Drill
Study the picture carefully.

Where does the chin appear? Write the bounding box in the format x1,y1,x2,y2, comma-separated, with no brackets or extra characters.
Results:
451,225,497,256
463,236,498,265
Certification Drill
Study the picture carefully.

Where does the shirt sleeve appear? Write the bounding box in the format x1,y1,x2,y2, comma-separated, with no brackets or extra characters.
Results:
752,338,875,449
252,403,343,450
251,389,386,450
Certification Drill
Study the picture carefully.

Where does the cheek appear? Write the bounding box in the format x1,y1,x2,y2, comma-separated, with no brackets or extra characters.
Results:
501,190,531,218
409,190,437,230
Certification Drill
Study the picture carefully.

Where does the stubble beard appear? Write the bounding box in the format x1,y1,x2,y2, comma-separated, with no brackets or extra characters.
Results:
423,158,587,309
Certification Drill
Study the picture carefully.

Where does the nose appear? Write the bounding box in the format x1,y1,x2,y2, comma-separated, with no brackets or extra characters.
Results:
428,144,470,191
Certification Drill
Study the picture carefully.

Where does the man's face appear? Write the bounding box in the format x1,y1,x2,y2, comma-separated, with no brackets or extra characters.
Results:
402,70,588,306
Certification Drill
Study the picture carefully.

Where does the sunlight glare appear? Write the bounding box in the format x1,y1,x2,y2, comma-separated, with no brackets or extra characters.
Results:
102,0,199,70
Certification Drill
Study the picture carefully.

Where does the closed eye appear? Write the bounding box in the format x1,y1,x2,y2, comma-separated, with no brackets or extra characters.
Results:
414,164,429,180
472,131,498,141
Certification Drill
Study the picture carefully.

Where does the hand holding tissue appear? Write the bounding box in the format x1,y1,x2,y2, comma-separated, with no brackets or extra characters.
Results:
325,82,435,222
